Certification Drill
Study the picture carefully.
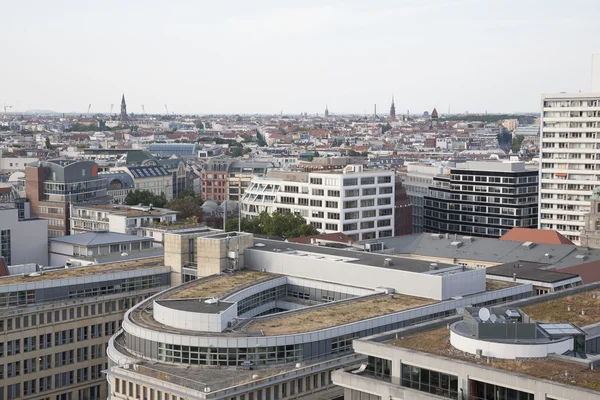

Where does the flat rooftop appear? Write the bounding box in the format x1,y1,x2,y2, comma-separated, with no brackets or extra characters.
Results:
167,270,275,299
156,299,234,314
486,261,579,283
74,204,177,217
523,290,600,326
250,239,459,273
389,326,600,392
246,294,436,335
0,257,165,285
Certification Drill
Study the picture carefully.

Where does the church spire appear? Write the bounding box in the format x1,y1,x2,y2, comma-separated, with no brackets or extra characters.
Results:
390,95,396,119
120,94,127,121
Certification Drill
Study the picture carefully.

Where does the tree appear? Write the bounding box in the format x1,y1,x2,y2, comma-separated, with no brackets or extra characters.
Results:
124,190,167,208
196,121,204,130
380,123,392,134
165,195,203,219
256,131,267,147
225,211,318,239
45,137,51,149
511,135,525,152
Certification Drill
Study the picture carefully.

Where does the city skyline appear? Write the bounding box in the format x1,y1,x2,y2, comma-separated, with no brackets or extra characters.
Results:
1,0,599,114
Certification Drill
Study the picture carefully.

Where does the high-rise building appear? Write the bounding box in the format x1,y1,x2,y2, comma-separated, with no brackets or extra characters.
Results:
539,93,600,244
25,160,111,237
424,161,538,238
120,94,127,121
241,165,397,241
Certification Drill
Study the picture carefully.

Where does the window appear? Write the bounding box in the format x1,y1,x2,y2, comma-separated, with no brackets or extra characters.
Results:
361,177,375,185
55,329,74,346
325,201,338,208
1,230,11,265
343,178,358,186
401,363,458,399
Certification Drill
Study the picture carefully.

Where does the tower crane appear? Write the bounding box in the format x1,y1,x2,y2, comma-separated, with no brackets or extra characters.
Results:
3,105,12,120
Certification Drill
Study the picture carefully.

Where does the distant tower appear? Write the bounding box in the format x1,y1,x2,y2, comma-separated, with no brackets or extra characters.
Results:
390,95,396,120
431,107,439,127
324,105,329,118
120,94,127,121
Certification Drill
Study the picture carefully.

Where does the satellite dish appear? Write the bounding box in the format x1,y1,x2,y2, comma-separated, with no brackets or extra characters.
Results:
490,314,498,323
478,307,491,322
87,250,93,257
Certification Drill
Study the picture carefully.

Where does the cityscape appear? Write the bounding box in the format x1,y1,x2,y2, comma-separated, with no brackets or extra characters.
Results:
1,1,600,400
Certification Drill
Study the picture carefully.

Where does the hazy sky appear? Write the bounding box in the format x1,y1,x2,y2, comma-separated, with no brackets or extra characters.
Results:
1,0,599,115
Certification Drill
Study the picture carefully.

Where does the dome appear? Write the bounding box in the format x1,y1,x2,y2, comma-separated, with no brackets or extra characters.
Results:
221,200,239,212
201,200,219,211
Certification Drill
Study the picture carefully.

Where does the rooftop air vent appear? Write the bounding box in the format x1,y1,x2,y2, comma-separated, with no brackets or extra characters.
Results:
431,233,443,239
575,254,588,260
522,242,535,249
462,236,474,242
450,241,463,248
544,253,552,258
383,258,394,267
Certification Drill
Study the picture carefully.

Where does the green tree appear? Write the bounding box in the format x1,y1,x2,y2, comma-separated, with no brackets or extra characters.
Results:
511,135,525,152
196,121,204,130
380,123,392,133
124,190,168,208
165,195,204,219
45,137,51,149
226,211,318,239
256,131,267,147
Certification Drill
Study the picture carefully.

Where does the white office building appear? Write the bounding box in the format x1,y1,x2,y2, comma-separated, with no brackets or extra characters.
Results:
540,93,600,244
241,165,396,240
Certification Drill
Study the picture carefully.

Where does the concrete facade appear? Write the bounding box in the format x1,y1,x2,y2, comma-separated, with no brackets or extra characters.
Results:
0,206,48,266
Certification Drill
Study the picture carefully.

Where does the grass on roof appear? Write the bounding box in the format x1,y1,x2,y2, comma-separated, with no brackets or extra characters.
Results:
168,270,272,299
248,294,435,335
0,257,164,285
390,326,600,392
485,279,521,291
523,289,600,326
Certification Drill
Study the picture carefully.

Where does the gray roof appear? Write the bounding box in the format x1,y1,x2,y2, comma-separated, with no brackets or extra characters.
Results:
100,171,135,188
362,233,600,272
155,299,234,314
50,231,151,246
486,261,579,283
251,239,457,273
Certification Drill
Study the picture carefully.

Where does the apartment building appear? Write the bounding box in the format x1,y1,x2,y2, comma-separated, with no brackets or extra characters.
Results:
241,165,396,241
540,92,600,244
332,285,600,400
201,159,275,202
105,232,532,400
424,161,538,238
0,256,170,400
111,166,173,201
0,204,48,266
25,160,111,237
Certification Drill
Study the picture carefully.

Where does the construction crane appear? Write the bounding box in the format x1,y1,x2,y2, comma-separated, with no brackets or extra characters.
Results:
87,104,92,117
164,104,169,116
3,104,12,120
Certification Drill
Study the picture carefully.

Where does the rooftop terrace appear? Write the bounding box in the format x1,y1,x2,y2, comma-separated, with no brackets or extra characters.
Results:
389,326,600,391
0,256,165,285
246,294,436,335
523,289,600,326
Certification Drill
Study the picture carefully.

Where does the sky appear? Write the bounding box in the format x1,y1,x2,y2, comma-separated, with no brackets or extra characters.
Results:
1,0,599,115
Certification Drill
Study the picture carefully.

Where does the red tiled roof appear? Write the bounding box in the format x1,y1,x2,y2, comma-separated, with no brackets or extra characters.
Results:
499,228,575,246
558,261,600,284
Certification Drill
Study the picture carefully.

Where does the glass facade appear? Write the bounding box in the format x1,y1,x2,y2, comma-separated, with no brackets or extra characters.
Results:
158,343,303,366
401,363,458,399
1,230,10,266
468,379,533,400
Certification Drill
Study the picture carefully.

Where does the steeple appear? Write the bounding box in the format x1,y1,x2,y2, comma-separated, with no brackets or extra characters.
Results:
120,94,127,121
324,105,329,118
390,95,396,119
